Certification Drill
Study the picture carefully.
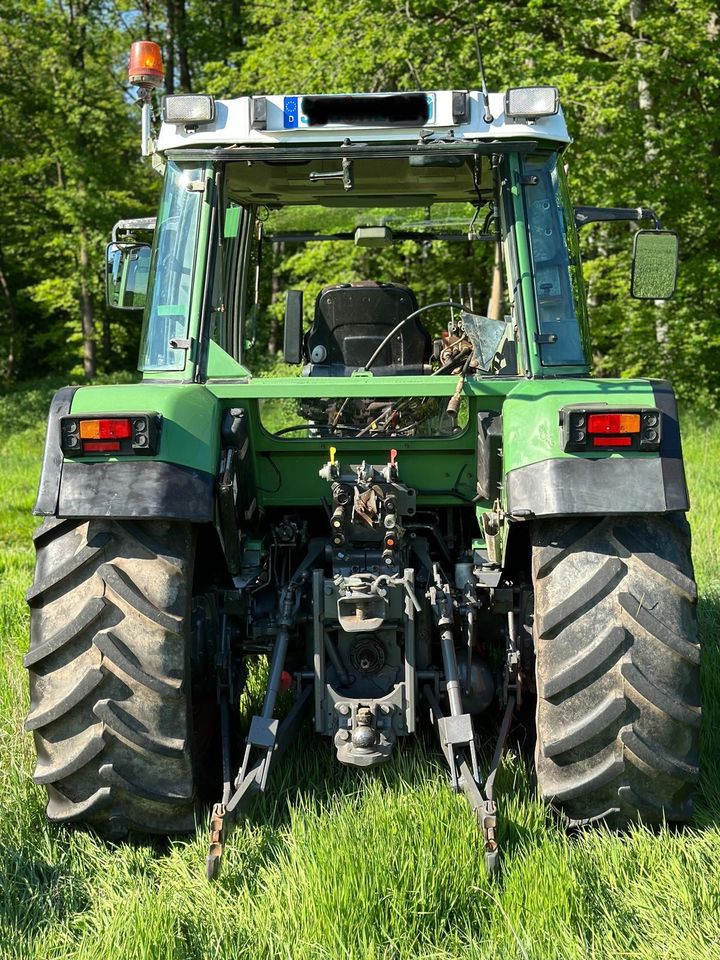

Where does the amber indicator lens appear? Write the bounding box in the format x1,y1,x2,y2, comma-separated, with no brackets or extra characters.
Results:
587,413,641,434
79,418,132,440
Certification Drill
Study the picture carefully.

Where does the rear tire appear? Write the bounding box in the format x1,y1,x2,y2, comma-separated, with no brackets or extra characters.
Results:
532,514,700,827
25,518,197,836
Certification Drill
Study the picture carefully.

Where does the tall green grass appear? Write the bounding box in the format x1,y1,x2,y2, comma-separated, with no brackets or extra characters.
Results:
0,382,718,959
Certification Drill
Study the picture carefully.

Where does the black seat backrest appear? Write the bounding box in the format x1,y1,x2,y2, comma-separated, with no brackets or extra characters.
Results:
304,282,431,374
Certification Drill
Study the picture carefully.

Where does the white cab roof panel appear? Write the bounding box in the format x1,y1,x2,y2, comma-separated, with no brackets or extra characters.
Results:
156,90,570,152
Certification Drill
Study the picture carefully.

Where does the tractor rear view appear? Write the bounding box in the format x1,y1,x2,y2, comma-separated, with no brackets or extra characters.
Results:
26,42,699,877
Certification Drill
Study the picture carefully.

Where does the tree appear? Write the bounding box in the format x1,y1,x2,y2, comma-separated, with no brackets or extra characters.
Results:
0,0,160,380
199,0,720,406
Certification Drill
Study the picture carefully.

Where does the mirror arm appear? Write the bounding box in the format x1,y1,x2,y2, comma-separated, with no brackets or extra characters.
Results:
574,206,661,230
112,216,157,243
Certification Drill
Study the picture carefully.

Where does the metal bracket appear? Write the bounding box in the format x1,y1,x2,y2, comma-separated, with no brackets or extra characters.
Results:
438,713,474,748
247,715,279,749
309,156,354,191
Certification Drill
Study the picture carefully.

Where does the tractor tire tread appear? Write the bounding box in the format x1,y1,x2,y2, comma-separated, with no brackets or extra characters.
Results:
25,666,104,730
98,562,182,631
535,556,624,639
26,518,196,835
539,624,625,699
26,534,112,604
33,726,106,784
94,631,183,697
533,514,700,827
619,591,700,664
23,597,106,668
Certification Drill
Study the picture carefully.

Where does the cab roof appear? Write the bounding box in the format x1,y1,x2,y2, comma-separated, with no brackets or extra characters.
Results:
156,89,571,154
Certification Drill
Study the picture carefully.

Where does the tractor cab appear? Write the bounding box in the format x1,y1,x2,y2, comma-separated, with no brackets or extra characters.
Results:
107,83,593,387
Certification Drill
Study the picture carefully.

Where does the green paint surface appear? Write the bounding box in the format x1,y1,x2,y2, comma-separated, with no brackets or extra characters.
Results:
501,376,660,473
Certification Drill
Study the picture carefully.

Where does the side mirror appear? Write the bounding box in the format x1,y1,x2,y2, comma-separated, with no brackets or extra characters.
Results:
105,241,151,310
631,230,679,300
284,290,303,364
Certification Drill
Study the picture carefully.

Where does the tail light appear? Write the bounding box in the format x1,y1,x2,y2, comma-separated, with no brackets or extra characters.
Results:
586,413,641,435
60,414,161,457
79,419,132,440
561,406,661,452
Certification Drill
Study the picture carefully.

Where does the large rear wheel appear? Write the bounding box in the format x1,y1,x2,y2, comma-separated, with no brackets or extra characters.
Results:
532,515,700,826
25,518,198,836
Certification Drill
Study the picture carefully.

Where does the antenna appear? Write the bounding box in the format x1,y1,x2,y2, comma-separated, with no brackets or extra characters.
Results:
472,22,494,124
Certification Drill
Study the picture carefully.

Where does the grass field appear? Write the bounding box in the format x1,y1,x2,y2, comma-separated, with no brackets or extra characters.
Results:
0,380,718,960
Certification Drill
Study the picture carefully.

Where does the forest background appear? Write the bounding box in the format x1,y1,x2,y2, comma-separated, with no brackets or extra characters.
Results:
0,0,718,405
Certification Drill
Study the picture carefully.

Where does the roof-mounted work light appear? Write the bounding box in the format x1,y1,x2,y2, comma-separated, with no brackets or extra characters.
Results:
128,41,164,89
163,94,216,125
505,86,559,119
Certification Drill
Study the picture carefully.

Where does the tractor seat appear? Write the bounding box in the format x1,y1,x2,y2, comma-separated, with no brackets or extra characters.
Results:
303,281,432,376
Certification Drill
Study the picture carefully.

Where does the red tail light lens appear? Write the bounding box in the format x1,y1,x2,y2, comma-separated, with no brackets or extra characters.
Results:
592,436,632,447
587,413,641,434
82,441,122,452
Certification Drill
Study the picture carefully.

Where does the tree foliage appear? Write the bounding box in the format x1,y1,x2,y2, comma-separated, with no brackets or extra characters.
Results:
0,0,718,404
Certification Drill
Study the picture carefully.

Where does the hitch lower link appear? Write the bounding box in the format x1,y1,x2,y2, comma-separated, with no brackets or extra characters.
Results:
205,683,311,879
425,566,514,874
205,584,310,880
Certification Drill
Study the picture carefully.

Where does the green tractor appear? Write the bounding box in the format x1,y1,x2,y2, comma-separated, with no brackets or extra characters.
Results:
26,43,699,877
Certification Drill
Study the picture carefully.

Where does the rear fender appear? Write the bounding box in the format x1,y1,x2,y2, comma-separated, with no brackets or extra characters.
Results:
34,384,221,522
501,378,689,518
